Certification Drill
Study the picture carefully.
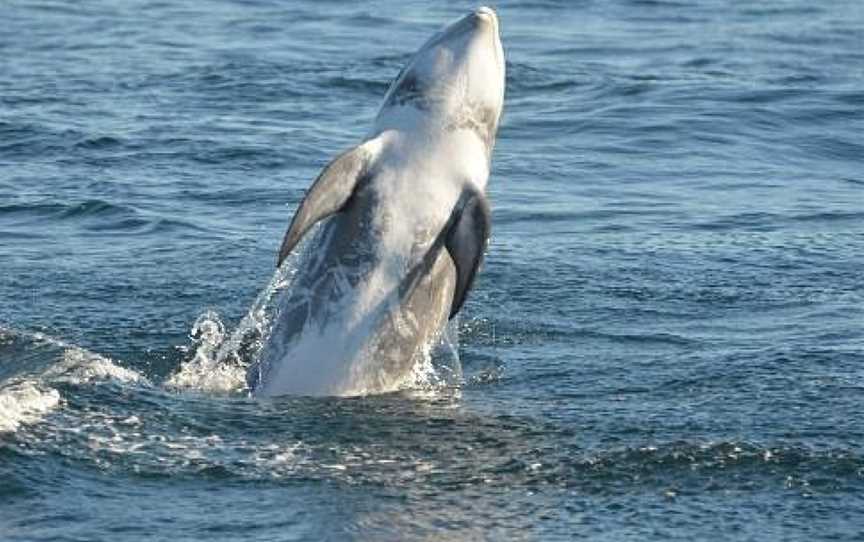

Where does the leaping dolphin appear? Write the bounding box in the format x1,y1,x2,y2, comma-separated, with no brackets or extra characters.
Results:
248,7,505,396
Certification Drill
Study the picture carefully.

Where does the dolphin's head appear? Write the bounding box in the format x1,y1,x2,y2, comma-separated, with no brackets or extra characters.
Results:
380,7,505,150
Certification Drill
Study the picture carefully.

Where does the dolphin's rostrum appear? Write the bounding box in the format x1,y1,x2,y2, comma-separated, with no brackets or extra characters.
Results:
249,7,505,396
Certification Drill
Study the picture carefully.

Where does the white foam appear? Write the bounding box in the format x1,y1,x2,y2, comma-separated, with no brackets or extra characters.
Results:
165,359,247,393
0,380,61,433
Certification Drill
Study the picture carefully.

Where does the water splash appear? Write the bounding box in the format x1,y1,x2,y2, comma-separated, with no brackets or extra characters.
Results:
398,315,462,393
165,247,302,393
163,310,242,392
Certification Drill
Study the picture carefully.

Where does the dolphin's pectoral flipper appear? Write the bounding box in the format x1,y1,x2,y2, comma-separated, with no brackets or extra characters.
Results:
444,190,491,318
276,144,374,266
395,189,490,320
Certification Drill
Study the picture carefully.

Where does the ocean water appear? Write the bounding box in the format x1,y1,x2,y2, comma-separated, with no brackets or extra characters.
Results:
1,0,863,539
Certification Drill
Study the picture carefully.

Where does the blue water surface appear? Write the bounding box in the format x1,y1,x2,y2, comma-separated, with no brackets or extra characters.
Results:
1,0,863,540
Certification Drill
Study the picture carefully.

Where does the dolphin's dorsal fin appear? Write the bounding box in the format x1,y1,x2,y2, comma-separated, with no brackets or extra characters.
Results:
444,188,491,318
276,143,375,266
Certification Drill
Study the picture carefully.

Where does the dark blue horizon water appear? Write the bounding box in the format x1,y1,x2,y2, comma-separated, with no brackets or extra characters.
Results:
2,0,863,540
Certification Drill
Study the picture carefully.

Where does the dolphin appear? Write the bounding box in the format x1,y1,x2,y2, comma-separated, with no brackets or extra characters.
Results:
248,7,505,397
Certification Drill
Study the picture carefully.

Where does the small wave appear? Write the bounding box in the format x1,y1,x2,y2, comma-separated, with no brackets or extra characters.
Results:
164,60,309,103
0,328,148,435
188,145,289,168
0,199,133,221
58,199,134,220
1,327,147,387
791,210,864,224
0,198,212,237
326,76,390,95
73,135,124,149
506,61,582,94
42,347,148,386
0,122,83,156
693,210,864,232
0,201,70,218
343,12,397,27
